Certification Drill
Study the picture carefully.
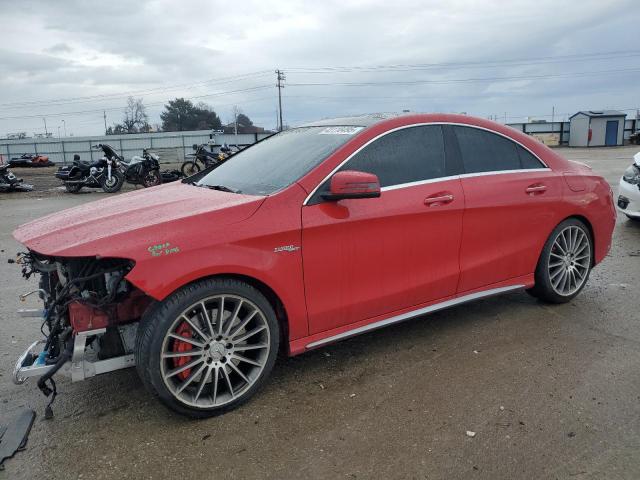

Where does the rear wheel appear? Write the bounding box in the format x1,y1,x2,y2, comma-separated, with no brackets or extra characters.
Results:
527,218,592,303
181,161,200,177
136,278,279,418
142,169,162,188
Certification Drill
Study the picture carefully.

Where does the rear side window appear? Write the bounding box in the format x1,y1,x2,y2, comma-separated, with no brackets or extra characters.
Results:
453,126,520,173
340,125,446,187
517,145,546,169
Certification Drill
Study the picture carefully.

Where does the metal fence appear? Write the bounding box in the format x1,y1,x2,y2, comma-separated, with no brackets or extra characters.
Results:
0,130,272,165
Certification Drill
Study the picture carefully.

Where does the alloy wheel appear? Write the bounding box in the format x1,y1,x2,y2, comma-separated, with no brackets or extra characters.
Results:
160,295,271,408
548,225,591,296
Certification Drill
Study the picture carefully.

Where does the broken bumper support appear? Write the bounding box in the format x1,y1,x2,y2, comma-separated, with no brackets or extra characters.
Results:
12,328,135,385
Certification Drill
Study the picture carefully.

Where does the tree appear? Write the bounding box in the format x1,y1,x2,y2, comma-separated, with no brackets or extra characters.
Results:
122,96,148,133
160,98,222,132
235,113,253,128
108,97,148,134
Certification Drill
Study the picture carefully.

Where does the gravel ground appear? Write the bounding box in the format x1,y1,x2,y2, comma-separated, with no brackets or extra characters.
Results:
0,146,639,480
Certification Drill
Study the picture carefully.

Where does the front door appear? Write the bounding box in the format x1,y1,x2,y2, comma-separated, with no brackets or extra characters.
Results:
605,120,618,146
301,125,464,335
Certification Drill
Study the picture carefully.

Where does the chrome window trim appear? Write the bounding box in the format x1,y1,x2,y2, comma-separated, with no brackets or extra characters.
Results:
302,122,550,205
459,167,550,179
381,174,461,192
305,284,524,349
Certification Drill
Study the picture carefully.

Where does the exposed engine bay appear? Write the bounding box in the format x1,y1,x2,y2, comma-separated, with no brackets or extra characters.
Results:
13,251,152,417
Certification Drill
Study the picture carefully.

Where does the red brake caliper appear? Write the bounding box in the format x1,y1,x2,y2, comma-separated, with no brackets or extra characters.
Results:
172,322,193,380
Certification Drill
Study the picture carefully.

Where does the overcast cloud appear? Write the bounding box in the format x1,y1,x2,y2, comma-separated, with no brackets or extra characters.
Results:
0,0,638,136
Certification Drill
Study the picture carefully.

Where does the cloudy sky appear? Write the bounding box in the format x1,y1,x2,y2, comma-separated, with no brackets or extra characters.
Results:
0,0,638,137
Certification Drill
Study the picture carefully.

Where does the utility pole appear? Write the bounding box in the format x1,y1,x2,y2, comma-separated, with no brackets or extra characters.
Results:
551,106,555,124
275,69,285,131
43,118,48,136
62,119,67,137
104,111,107,135
233,105,238,136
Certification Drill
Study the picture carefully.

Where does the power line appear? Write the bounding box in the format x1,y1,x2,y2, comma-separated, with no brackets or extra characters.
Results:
0,70,273,109
0,85,273,120
284,50,640,73
3,50,638,111
286,67,640,87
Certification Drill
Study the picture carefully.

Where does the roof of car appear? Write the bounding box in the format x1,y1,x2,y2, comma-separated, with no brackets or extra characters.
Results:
298,113,411,127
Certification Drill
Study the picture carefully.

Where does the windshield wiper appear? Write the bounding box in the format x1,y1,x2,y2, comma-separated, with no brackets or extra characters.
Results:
199,184,241,193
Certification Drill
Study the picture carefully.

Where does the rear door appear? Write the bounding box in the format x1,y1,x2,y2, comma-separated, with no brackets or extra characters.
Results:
301,125,465,335
448,125,563,293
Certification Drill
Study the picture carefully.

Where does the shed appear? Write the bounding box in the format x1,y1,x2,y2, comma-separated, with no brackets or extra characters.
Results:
569,110,626,147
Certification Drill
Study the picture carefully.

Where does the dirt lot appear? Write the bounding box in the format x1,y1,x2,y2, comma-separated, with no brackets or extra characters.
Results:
2,162,184,197
1,147,639,479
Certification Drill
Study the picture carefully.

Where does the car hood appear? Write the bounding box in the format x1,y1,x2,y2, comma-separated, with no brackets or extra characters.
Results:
13,182,265,258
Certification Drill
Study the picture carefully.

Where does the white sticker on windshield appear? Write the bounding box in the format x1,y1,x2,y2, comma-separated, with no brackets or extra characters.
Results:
318,126,364,135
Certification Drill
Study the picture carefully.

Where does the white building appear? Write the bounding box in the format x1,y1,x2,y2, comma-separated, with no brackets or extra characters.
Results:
569,110,626,147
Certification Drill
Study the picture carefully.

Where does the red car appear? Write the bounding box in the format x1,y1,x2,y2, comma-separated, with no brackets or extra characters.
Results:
12,113,616,418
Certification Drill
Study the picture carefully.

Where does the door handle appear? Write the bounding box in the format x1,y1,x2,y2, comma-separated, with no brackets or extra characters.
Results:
424,193,454,206
525,184,547,195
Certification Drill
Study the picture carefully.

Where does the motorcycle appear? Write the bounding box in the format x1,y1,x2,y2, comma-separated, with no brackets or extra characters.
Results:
9,153,54,168
180,144,232,177
55,144,124,193
0,163,34,192
120,148,162,188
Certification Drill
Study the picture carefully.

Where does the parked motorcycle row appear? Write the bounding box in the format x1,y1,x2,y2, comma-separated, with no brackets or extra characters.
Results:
55,144,180,194
181,143,238,176
0,143,235,194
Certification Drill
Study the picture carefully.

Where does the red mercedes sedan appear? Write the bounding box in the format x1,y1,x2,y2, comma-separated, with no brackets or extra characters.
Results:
12,113,616,417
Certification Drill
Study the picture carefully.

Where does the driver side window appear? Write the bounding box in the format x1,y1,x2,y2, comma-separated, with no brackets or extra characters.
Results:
342,125,446,187
309,125,446,204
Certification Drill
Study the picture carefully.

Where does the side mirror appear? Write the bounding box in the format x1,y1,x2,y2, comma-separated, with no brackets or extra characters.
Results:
192,144,198,150
322,170,381,201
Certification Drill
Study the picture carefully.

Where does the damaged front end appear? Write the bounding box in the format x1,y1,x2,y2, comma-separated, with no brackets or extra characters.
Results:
13,252,152,416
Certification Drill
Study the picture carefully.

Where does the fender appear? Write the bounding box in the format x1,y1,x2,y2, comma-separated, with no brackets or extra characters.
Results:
125,244,308,341
124,184,309,341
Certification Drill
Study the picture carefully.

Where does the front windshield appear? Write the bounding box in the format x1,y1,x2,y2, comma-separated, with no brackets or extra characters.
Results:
195,126,364,195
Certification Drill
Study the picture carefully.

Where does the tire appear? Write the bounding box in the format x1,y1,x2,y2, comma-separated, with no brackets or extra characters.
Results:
135,278,280,418
142,169,162,188
101,171,124,193
527,218,592,304
181,161,200,177
64,183,82,193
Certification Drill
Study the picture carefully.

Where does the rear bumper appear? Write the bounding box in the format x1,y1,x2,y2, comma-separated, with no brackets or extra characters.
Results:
617,178,640,218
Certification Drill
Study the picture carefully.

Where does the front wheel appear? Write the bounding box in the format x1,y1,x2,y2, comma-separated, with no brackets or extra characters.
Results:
181,161,201,177
527,218,592,303
101,171,124,193
135,278,279,418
